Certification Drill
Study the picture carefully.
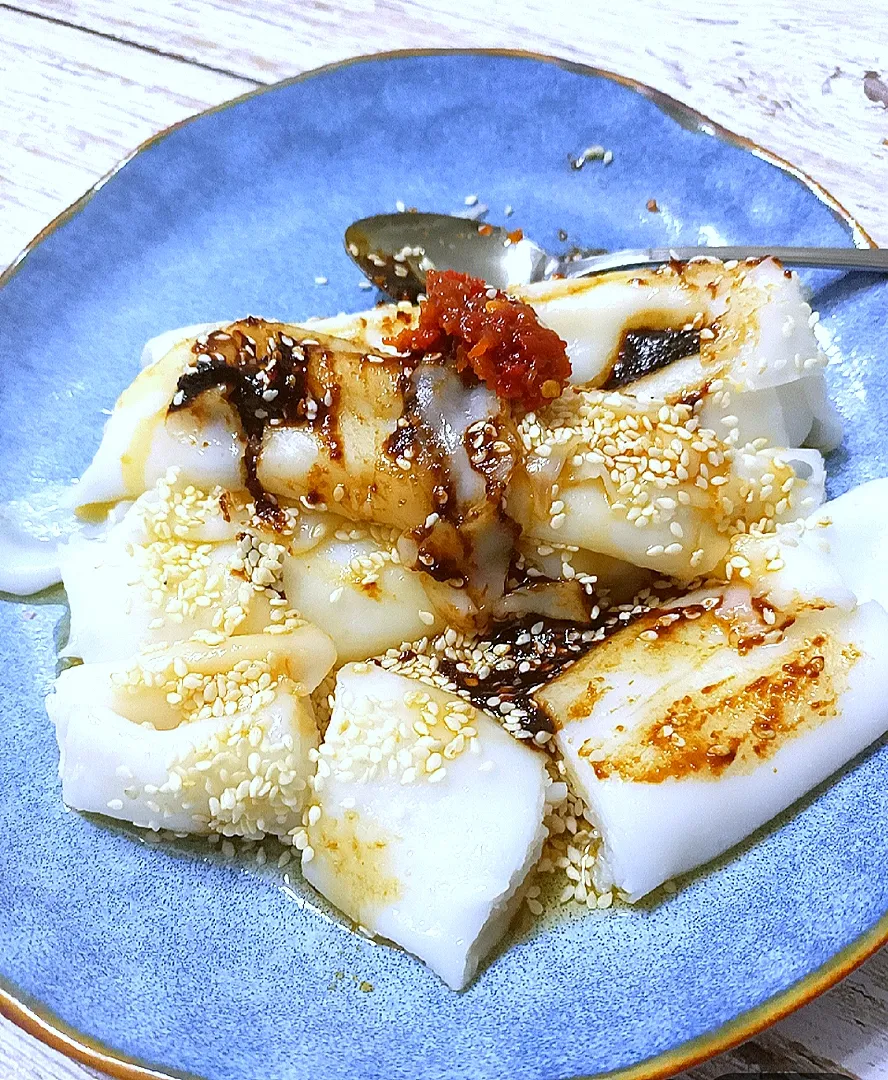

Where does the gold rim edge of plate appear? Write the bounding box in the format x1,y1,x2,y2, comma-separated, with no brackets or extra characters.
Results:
0,45,881,1080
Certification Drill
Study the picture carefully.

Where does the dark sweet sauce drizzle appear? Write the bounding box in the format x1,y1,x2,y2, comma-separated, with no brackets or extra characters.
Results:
604,327,701,390
437,614,612,737
169,320,338,524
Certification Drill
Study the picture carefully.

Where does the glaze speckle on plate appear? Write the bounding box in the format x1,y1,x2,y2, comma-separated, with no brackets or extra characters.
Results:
1,50,886,1080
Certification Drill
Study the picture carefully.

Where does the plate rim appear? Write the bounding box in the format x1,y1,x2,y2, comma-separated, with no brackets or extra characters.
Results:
0,45,882,1080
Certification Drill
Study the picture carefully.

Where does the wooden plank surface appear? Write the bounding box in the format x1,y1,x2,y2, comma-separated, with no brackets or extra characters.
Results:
0,5,254,270
1,2,888,1078
3,0,888,263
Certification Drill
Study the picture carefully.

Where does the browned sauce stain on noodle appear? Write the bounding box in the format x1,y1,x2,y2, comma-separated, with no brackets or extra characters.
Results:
582,633,860,783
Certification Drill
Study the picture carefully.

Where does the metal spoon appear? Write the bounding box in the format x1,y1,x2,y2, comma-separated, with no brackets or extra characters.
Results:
344,212,888,301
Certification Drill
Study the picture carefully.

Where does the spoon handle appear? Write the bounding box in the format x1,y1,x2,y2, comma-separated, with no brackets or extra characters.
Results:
560,246,888,277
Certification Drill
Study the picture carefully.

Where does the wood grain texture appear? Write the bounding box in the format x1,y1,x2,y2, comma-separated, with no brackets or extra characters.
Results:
0,5,254,270
682,945,888,1079
0,1012,103,1079
1,2,888,1078
6,0,888,249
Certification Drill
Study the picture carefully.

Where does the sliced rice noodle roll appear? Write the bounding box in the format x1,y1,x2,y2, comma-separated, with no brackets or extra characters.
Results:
46,627,335,839
536,532,888,901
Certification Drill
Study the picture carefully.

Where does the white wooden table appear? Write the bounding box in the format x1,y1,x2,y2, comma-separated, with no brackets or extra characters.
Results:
1,3,887,1077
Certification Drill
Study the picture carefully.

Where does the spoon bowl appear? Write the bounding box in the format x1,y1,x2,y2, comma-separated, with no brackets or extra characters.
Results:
344,212,549,300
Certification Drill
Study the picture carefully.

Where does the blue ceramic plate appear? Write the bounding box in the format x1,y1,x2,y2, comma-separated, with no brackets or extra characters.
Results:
1,50,886,1080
